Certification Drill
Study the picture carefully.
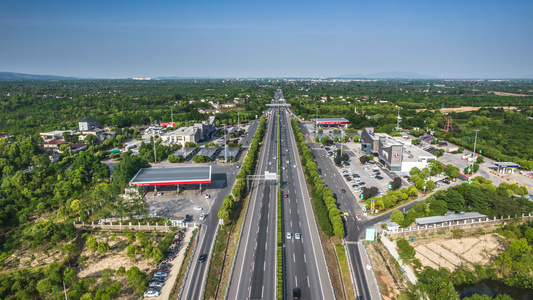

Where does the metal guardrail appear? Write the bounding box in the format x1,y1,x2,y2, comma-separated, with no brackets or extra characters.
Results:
343,239,358,298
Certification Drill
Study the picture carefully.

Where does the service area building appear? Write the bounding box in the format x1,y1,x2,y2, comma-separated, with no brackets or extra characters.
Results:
415,212,487,227
129,166,212,192
310,118,349,127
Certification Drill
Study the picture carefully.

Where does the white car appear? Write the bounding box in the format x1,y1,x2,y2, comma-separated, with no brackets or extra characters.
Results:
205,194,210,199
144,290,161,297
286,232,292,240
193,206,203,211
157,191,163,196
295,233,301,240
199,213,207,221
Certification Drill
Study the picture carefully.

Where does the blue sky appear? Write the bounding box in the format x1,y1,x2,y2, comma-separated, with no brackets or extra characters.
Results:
1,0,532,78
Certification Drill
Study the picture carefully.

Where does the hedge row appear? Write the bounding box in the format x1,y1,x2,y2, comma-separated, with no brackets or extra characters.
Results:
290,119,344,238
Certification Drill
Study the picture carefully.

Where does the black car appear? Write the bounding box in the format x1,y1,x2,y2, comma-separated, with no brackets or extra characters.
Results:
375,176,383,180
184,214,193,222
198,254,207,263
293,288,301,299
341,189,346,193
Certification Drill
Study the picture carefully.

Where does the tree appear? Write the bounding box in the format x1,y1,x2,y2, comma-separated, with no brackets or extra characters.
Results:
97,242,110,255
391,177,402,190
59,143,71,153
445,190,465,212
112,155,150,188
428,160,444,176
126,266,148,295
391,210,404,224
426,180,436,190
86,236,98,252
84,134,98,146
359,155,370,165
152,248,164,263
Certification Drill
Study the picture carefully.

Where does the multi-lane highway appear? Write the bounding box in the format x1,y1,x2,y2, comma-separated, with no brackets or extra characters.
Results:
228,102,334,299
279,107,335,299
180,121,259,300
228,107,278,299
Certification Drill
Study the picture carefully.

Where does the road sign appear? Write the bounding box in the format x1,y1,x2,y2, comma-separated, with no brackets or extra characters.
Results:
467,168,471,172
370,201,375,212
479,150,482,154
360,194,364,199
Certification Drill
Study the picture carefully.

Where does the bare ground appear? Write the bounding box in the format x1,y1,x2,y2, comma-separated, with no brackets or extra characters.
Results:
411,233,504,271
366,242,410,300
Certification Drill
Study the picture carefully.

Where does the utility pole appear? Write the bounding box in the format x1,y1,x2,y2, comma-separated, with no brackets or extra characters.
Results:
153,138,157,163
63,281,68,300
472,129,479,167
224,124,227,162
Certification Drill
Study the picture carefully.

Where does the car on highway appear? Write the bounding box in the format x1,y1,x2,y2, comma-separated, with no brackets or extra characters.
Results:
144,290,161,297
199,213,207,221
341,189,346,193
295,233,301,239
356,214,361,221
284,194,288,198
293,288,301,299
198,254,207,263
286,232,292,239
193,206,203,211
205,194,210,199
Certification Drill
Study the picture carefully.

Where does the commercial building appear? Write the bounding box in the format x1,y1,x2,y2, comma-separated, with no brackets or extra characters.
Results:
361,127,436,172
79,117,100,131
161,126,201,146
310,118,349,127
173,147,199,161
415,212,487,226
40,130,76,141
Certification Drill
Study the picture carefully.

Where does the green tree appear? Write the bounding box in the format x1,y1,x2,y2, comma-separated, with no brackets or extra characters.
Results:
391,210,404,224
97,242,110,255
86,236,98,252
152,248,164,263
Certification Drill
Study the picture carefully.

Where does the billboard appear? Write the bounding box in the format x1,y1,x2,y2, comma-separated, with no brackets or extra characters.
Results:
365,228,376,242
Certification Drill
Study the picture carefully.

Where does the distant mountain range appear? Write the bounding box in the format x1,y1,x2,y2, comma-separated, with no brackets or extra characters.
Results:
0,71,83,80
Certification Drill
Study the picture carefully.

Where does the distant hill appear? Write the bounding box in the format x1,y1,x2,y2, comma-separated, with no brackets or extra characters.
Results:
0,71,81,80
338,71,433,79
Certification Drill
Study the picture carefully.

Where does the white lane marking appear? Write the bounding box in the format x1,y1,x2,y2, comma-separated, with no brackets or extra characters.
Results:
290,221,292,227
307,276,310,287
264,261,266,271
293,253,296,262
304,254,307,263
297,209,300,214
262,286,264,298
299,221,301,227
357,226,360,230
295,276,298,287
289,208,291,214
266,226,268,233
265,242,268,250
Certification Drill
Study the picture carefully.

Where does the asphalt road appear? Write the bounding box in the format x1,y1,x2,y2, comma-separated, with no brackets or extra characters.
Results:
228,109,278,300
280,108,335,300
180,121,259,300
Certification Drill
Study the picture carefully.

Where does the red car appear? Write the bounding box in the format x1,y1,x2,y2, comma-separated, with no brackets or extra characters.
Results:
283,194,288,198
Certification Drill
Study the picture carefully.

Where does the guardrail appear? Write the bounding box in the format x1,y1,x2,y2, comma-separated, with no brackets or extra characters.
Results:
178,228,201,300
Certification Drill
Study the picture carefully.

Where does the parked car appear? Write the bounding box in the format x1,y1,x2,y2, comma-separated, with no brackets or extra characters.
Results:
157,191,163,196
375,176,383,180
149,281,165,288
154,272,169,277
199,213,207,221
144,290,161,297
151,276,167,282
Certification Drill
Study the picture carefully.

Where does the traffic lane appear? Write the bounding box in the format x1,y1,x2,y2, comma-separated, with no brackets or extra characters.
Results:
286,116,331,300
347,243,372,299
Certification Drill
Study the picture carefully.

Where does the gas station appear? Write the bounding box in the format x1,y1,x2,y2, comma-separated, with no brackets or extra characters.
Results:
492,162,521,174
129,166,212,194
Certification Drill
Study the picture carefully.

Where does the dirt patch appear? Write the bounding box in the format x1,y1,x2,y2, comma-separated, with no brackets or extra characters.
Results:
416,106,524,113
410,233,504,271
366,242,409,299
489,92,529,97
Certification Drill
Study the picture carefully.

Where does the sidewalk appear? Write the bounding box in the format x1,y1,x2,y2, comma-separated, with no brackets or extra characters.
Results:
145,228,194,300
380,235,418,285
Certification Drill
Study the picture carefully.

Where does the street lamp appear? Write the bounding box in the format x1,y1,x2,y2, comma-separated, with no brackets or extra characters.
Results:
472,129,479,166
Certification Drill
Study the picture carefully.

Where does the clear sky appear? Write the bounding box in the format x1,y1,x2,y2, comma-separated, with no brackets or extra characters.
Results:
1,0,532,78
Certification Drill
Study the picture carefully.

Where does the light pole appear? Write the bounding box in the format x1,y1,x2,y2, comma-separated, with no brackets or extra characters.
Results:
472,129,479,167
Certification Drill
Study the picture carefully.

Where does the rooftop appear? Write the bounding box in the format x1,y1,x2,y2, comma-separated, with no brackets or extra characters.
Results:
130,166,211,186
310,118,349,124
400,140,437,162
41,130,76,136
415,212,487,225
80,117,99,123
164,126,197,136
492,162,522,168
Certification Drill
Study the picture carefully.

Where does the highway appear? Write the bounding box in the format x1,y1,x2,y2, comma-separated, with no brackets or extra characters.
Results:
227,108,278,300
280,107,335,299
180,121,259,300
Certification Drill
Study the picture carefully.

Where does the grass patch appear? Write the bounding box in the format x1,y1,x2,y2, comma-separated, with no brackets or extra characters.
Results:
334,242,356,300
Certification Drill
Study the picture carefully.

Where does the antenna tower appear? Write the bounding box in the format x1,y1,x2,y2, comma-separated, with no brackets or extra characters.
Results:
444,116,453,132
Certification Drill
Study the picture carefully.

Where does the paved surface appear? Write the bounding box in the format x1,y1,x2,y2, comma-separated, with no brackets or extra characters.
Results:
281,108,335,299
131,165,211,184
180,121,259,300
228,108,278,300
